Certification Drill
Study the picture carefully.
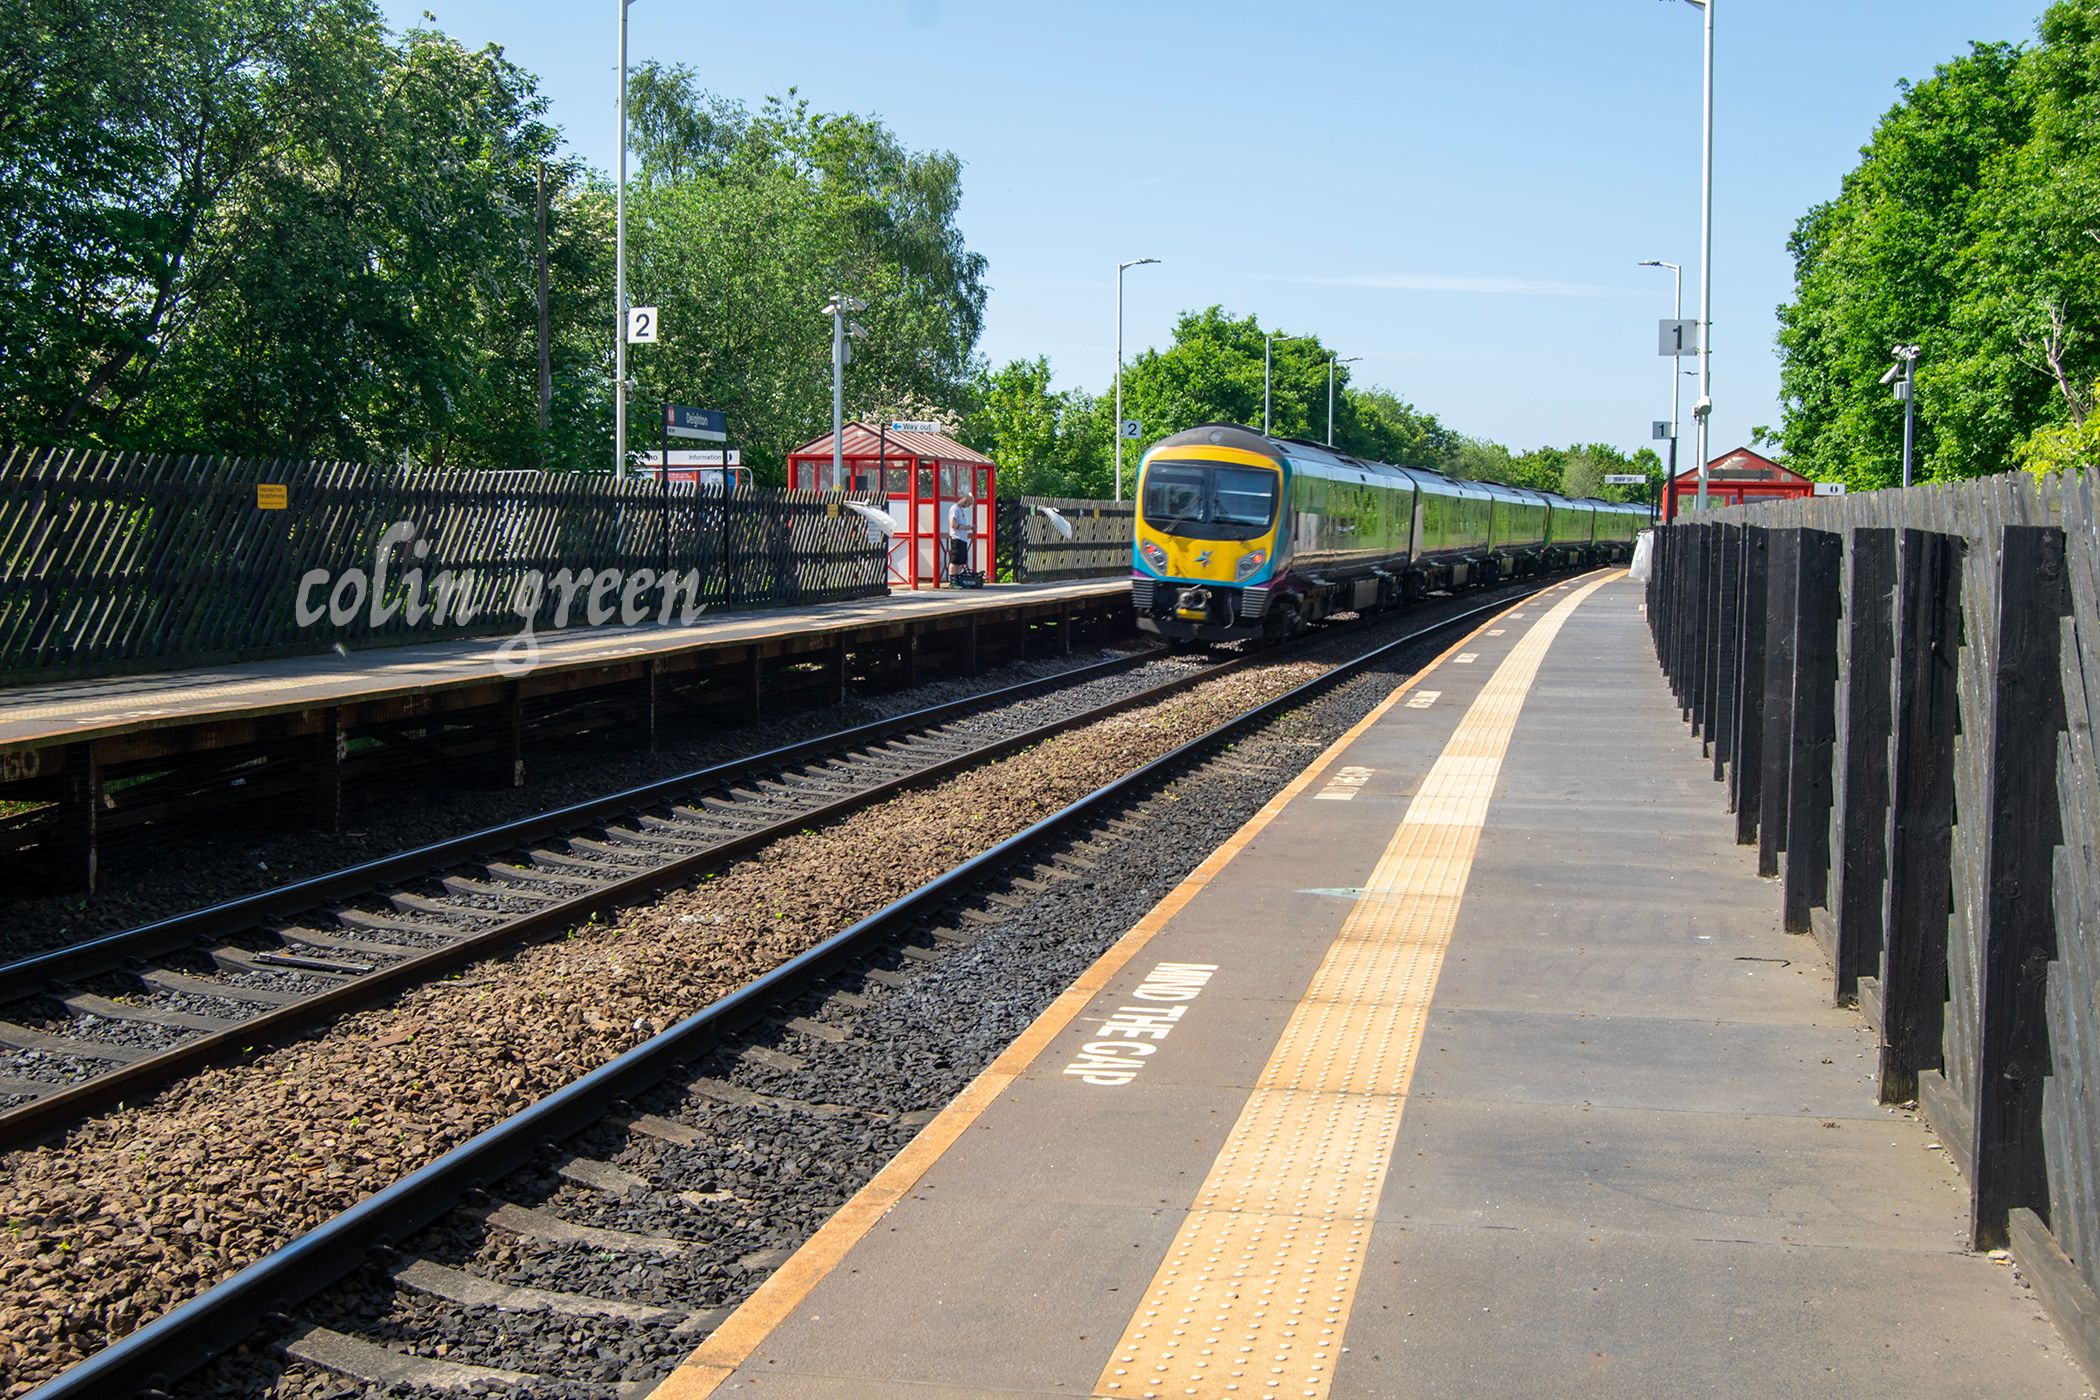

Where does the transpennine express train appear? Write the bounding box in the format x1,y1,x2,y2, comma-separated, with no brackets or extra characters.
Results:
1130,424,1649,642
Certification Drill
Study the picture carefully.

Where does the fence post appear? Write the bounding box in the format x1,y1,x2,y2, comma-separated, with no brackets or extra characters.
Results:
1878,528,1962,1104
1832,528,1896,1000
1783,528,1843,932
1970,525,2071,1250
1710,524,1741,782
1732,526,1770,835
1685,526,1709,724
1757,528,1801,876
1700,524,1725,747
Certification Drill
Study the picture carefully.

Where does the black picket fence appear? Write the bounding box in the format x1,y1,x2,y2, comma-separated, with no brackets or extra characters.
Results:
997,495,1136,582
0,446,888,683
1648,470,2100,1335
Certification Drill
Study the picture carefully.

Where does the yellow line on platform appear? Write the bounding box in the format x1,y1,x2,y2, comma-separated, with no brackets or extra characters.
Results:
1091,572,1615,1400
644,596,1528,1400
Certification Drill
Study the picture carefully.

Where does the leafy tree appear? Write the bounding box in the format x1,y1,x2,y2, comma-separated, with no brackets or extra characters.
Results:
959,356,1108,498
1774,4,2100,485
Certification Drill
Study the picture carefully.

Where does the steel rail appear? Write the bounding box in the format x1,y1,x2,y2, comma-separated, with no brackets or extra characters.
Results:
22,581,1553,1400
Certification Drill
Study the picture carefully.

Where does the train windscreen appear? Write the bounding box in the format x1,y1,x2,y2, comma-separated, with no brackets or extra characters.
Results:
1142,462,1278,541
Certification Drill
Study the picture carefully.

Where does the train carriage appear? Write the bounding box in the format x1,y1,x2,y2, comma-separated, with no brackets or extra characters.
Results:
1131,424,1646,642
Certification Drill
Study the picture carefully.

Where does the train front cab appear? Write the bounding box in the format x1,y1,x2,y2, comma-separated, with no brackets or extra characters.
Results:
1130,437,1285,641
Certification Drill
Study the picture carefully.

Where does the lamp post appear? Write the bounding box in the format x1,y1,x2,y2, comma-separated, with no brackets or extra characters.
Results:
1264,332,1304,437
1884,344,1921,487
1677,0,1716,512
1326,355,1360,447
614,0,634,477
1113,257,1160,502
822,294,868,491
1638,260,1682,518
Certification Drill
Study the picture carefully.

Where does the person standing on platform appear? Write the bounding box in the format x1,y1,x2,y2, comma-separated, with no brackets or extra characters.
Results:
945,492,974,585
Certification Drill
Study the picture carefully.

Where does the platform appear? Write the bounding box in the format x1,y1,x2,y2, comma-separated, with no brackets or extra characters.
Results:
0,579,1124,756
650,573,2091,1400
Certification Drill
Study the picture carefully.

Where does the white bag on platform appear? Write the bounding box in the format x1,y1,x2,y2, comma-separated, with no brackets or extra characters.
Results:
1629,530,1654,582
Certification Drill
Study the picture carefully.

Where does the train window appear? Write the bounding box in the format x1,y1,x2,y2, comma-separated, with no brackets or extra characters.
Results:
1144,464,1207,523
1213,467,1276,526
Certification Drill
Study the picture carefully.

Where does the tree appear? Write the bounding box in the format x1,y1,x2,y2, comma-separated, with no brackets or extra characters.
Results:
959,356,1107,498
1772,5,2100,485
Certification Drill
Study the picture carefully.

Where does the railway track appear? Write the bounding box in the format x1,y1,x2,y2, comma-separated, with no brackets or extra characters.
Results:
18,580,1556,1400
0,648,1211,1145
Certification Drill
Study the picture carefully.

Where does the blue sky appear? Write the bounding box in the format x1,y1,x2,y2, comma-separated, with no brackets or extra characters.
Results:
383,0,2047,464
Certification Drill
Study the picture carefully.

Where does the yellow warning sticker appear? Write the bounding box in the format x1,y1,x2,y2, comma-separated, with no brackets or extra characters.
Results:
256,484,288,510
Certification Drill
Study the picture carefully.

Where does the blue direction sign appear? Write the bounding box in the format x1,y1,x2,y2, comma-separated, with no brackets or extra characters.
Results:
664,404,727,442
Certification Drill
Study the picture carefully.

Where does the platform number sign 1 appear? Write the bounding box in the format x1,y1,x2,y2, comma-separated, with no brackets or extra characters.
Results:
1657,319,1698,357
626,306,659,344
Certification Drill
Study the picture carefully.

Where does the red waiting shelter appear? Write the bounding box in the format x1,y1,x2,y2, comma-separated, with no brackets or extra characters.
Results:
1667,447,1814,519
787,422,996,588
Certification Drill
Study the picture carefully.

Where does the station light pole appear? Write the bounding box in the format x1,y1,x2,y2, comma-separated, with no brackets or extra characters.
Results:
1326,355,1360,447
1676,0,1716,512
1114,257,1160,502
1883,344,1921,487
1264,332,1304,437
1638,260,1682,517
614,0,634,477
823,294,868,490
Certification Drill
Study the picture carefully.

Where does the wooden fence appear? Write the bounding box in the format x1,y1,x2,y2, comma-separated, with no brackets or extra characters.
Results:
999,496,1136,582
0,446,888,684
1649,470,2100,1368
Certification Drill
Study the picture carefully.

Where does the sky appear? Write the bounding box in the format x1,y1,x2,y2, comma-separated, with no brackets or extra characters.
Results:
381,0,2048,466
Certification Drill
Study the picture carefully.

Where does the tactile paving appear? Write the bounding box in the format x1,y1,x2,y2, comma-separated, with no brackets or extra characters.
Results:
1094,576,1611,1400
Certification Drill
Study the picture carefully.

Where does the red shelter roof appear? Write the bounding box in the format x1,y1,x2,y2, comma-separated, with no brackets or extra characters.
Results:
790,422,992,466
1668,447,1813,518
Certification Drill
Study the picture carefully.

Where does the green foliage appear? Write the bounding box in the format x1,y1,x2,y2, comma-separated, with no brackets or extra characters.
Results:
1777,2,2100,485
0,0,611,466
959,356,1108,498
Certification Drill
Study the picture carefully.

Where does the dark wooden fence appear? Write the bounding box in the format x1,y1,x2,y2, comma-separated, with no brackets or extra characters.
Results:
0,446,888,684
1649,470,2100,1371
998,496,1136,582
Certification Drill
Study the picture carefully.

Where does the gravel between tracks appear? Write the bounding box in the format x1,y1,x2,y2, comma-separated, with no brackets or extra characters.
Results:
0,593,1522,1396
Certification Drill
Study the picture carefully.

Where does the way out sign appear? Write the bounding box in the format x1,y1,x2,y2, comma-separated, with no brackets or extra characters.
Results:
627,306,660,343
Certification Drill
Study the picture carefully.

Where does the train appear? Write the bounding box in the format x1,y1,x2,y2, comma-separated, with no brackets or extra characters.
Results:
1129,424,1649,642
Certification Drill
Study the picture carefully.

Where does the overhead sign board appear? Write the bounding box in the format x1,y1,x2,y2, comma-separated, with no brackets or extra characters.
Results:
889,419,941,433
1658,318,1698,357
1814,481,1848,496
627,306,659,343
1603,473,1647,485
664,404,726,441
1652,420,1675,440
1120,419,1143,439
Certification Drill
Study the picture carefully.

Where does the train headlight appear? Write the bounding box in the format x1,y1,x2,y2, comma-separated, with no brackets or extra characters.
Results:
1140,540,1168,571
1234,549,1268,581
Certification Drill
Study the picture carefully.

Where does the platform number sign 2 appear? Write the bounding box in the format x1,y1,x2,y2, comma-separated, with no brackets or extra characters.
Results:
626,306,659,344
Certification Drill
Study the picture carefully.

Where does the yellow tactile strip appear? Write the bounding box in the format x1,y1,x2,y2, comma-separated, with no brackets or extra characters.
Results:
1094,572,1615,1400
